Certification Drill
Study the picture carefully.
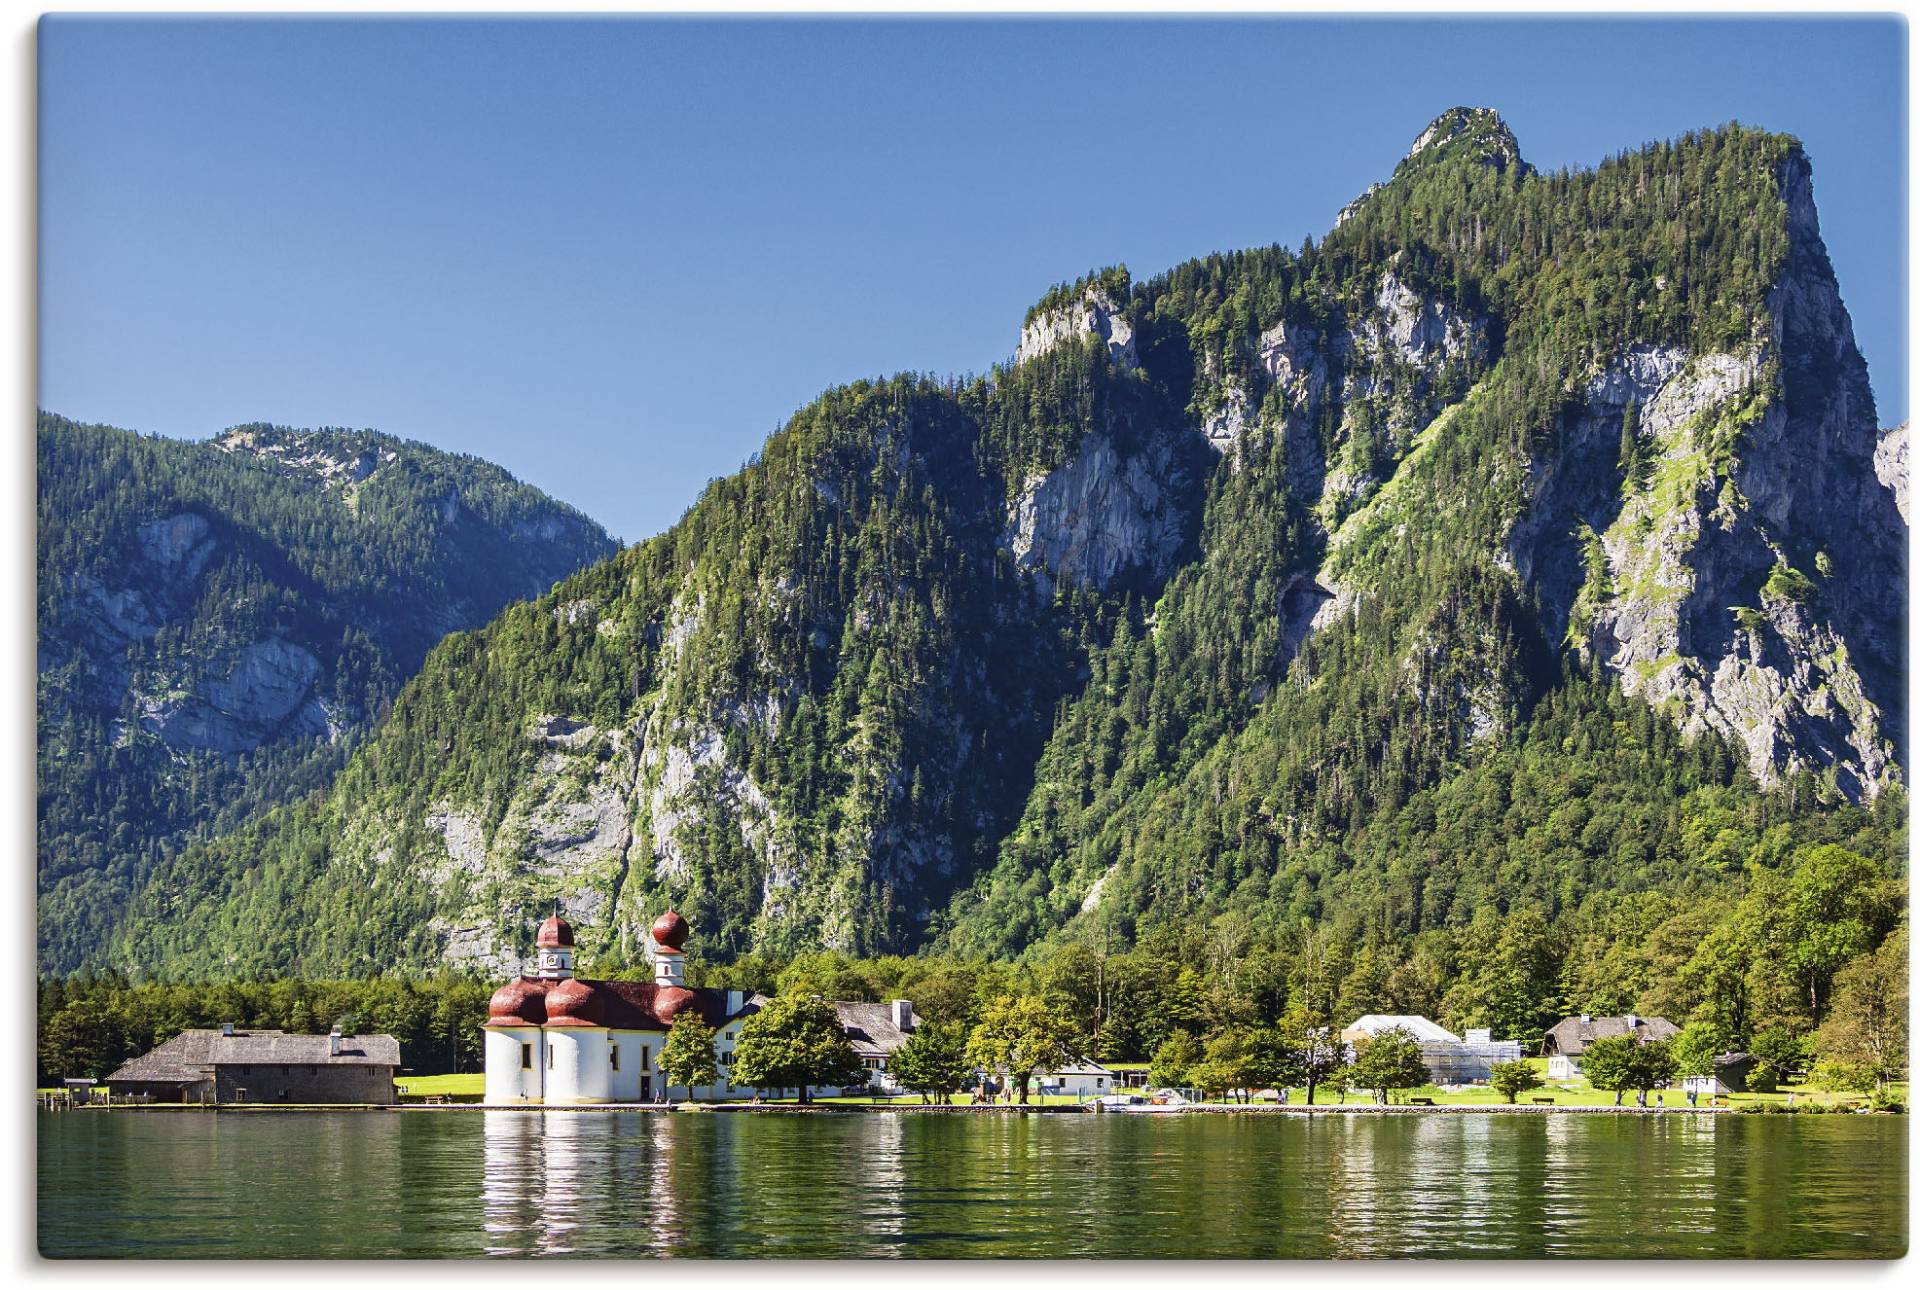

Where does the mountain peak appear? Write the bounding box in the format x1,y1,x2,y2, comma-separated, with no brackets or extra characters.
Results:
1397,106,1529,177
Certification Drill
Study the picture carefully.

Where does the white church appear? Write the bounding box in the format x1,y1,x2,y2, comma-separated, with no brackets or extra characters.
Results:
483,910,770,1104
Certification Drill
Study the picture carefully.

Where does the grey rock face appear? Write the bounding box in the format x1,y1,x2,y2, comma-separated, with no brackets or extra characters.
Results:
1875,425,1907,522
137,513,215,578
1016,288,1137,370
1003,431,1186,597
141,637,331,753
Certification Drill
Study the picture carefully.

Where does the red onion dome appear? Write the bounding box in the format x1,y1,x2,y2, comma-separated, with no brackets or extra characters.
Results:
536,914,575,948
651,910,690,952
651,985,701,1027
486,978,548,1026
543,977,603,1027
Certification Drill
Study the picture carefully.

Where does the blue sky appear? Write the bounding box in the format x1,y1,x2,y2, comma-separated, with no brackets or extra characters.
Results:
39,15,1908,543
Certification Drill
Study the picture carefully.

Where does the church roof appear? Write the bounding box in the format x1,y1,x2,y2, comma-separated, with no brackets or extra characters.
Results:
485,977,762,1031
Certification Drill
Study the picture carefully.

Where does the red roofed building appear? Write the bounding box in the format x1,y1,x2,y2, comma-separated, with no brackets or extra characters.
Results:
482,910,767,1104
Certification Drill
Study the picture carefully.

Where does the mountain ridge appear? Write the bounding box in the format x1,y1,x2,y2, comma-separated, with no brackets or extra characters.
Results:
87,108,1907,979
37,414,620,972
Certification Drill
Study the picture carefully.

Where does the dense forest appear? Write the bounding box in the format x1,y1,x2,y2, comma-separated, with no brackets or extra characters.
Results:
37,417,617,972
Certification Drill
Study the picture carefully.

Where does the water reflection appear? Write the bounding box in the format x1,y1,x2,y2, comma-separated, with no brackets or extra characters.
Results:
42,1110,1909,1259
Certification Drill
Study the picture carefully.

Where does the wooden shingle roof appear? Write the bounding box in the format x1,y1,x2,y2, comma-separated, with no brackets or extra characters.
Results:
1543,1015,1678,1055
105,1029,399,1084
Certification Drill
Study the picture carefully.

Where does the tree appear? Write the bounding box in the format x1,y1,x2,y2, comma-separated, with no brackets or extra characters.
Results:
1275,1006,1348,1105
1580,1034,1638,1105
1626,1039,1677,1097
1489,1059,1542,1104
889,1021,973,1103
967,994,1075,1103
659,1013,718,1101
38,997,122,1082
1618,399,1646,486
1348,1026,1432,1104
1670,1021,1734,1079
1811,1057,1876,1094
1149,1030,1202,1091
1816,926,1908,1090
730,995,861,1104
1188,1028,1257,1103
1781,845,1893,1024
1749,1025,1814,1084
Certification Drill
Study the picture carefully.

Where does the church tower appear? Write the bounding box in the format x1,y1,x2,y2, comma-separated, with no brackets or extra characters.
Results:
534,913,576,980
649,910,689,986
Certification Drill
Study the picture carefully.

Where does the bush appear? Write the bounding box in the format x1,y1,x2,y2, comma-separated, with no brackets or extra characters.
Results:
1868,1090,1907,1114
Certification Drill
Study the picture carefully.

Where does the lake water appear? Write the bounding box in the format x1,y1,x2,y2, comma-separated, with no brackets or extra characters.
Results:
38,1109,1907,1259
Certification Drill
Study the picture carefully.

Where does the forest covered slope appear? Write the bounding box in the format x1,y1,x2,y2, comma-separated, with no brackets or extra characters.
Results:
37,417,618,972
93,108,1906,981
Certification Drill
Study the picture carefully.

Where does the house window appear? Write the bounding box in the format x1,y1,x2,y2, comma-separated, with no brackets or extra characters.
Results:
521,1043,533,1070
611,1044,621,1072
548,1047,554,1070
641,1047,650,1071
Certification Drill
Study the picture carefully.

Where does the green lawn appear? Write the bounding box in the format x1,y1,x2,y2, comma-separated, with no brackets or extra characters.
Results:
395,1072,485,1098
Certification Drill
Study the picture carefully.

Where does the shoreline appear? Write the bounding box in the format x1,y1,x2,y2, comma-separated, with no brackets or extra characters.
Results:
54,1100,1750,1115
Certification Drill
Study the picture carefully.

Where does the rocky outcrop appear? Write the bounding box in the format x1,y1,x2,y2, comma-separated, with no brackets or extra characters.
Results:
1515,296,1903,800
140,638,332,753
1016,288,1137,370
1398,106,1531,178
137,513,215,576
1003,432,1186,596
1876,424,1907,522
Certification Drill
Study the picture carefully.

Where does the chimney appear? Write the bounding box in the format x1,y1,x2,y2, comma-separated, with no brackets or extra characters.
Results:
1625,1013,1640,1031
221,1022,235,1037
1579,1013,1591,1024
726,989,745,1016
891,1000,915,1032
329,1027,342,1057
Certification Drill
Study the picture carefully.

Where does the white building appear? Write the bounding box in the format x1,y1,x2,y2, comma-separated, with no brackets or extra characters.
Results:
483,911,767,1104
833,1000,920,1092
1036,1059,1118,1098
1339,1014,1523,1084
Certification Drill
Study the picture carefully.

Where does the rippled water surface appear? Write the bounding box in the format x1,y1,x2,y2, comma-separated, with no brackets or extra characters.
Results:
38,1110,1907,1258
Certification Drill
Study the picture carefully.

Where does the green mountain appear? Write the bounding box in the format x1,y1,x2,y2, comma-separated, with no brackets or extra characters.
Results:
37,416,618,972
99,110,1906,979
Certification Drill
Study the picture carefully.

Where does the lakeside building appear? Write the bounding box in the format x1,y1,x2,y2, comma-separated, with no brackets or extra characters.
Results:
1036,1059,1119,1097
1541,1013,1679,1079
834,1000,920,1092
1339,1014,1523,1084
104,1027,399,1104
1681,1052,1764,1096
483,909,922,1103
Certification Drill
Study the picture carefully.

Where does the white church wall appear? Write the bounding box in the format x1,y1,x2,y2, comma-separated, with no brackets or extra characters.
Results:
547,1028,611,1104
484,1027,544,1103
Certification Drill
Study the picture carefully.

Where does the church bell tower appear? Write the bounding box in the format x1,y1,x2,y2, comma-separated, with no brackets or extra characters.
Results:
534,912,576,980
